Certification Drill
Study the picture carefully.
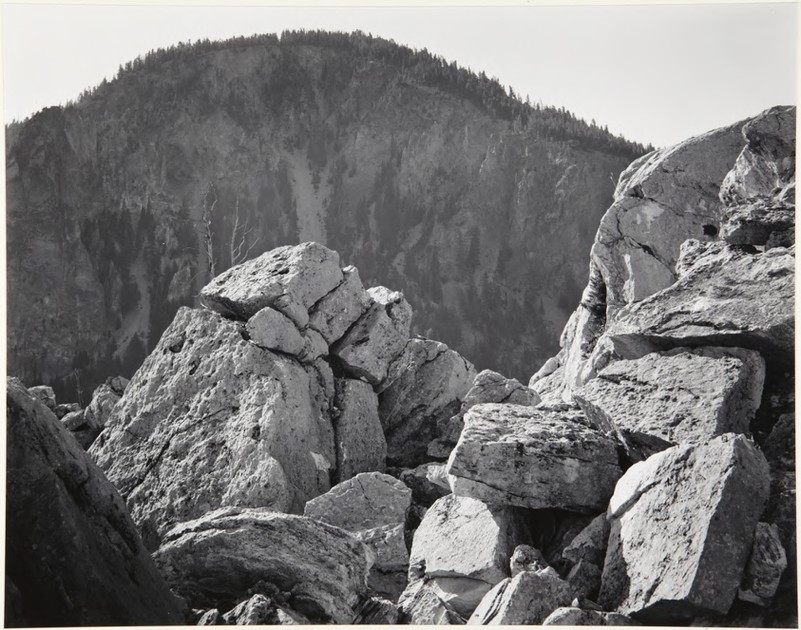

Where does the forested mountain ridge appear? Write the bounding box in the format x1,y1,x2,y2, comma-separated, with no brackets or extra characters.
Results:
6,29,650,399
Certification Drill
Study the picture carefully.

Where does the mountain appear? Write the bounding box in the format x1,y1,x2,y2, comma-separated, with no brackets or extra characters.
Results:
6,30,650,399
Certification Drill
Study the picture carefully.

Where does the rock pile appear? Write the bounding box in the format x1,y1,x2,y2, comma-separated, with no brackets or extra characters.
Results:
6,106,794,627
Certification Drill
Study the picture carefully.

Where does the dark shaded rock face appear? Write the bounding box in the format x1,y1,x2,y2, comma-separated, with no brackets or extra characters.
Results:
5,377,184,627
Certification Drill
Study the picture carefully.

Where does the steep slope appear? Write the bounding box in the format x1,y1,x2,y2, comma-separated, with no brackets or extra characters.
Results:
6,30,648,398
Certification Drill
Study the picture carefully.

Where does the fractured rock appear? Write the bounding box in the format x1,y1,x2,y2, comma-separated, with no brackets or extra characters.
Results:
246,306,306,355
333,378,386,482
351,596,400,624
738,522,787,607
221,594,307,625
600,241,794,369
403,494,531,616
378,338,475,466
467,567,574,625
562,513,610,567
153,507,370,624
200,242,344,327
398,580,466,625
599,434,770,620
575,347,765,461
90,307,336,547
446,403,622,512
331,286,412,386
566,559,602,601
308,265,372,345
6,377,184,626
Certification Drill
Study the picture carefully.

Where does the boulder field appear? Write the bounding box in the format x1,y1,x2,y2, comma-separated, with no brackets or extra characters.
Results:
7,105,795,626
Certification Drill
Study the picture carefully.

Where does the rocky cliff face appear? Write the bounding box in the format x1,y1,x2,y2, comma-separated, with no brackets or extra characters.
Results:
6,30,647,399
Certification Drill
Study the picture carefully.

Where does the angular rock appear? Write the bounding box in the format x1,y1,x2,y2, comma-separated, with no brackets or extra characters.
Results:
298,327,328,363
200,242,343,327
27,384,56,410
543,607,639,625
446,404,622,512
462,369,541,410
467,567,574,625
333,379,386,482
304,471,412,600
304,471,411,530
153,507,370,624
246,306,305,355
5,377,184,626
90,307,335,547
404,494,531,616
601,242,794,369
575,347,765,461
351,596,400,625
398,580,466,625
308,265,372,345
599,434,770,620
331,286,412,386
738,522,787,607
378,338,475,466
510,545,549,576
562,513,610,567
398,463,451,507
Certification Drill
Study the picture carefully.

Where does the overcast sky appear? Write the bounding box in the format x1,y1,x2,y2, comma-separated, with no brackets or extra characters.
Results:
2,1,797,147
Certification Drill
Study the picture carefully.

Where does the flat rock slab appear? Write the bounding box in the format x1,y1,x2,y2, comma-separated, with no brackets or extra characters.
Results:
603,242,794,368
378,338,475,466
153,507,370,624
90,307,336,548
467,568,574,625
6,377,184,627
405,494,530,616
446,403,622,512
575,347,765,461
331,286,412,386
599,433,770,620
333,379,386,482
200,242,343,326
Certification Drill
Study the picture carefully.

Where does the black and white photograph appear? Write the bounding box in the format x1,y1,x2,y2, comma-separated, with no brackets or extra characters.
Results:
3,0,798,626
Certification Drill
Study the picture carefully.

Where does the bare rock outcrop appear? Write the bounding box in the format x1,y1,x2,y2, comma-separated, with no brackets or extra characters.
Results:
332,378,386,481
308,265,372,345
599,434,770,620
575,346,765,461
152,507,370,623
446,403,622,512
378,338,475,466
6,377,184,627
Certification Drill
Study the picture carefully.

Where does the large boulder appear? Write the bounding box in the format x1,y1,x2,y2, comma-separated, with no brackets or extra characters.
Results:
599,434,770,620
467,567,573,625
575,347,765,461
200,241,344,328
90,307,336,548
304,472,412,600
152,507,370,624
595,241,794,372
5,377,184,627
378,338,475,466
402,494,531,616
446,403,622,512
332,378,386,482
331,286,412,386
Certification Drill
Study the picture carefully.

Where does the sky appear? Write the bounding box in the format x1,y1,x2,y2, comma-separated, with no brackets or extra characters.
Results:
1,1,797,148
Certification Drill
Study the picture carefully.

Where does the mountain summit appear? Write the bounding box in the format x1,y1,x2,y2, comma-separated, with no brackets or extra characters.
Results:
6,30,648,397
